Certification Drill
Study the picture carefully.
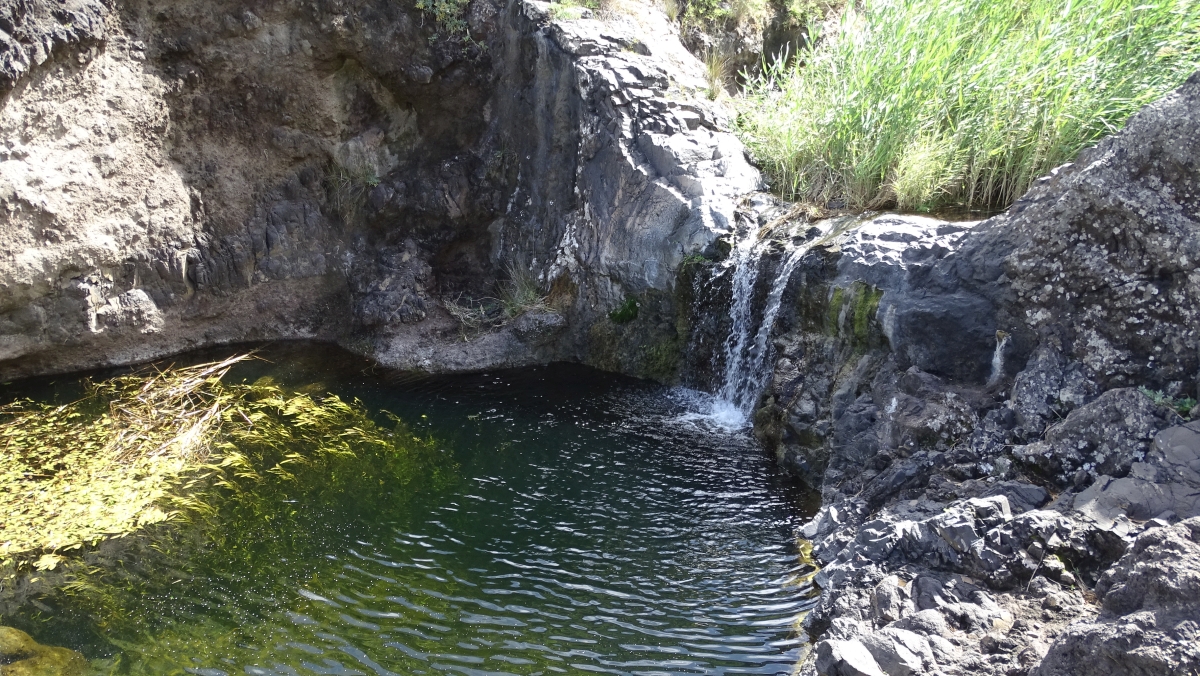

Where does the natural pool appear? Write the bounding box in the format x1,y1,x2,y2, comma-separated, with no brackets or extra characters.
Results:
4,344,819,675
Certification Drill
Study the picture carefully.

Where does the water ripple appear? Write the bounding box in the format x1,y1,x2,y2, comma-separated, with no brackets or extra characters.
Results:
65,360,819,675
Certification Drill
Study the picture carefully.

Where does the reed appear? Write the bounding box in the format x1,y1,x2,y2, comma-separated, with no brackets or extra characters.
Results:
736,0,1200,212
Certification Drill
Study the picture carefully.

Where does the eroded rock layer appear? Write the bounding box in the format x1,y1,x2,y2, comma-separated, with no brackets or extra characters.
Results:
0,0,758,380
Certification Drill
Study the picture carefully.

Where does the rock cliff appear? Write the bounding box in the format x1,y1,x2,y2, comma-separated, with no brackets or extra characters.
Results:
709,72,1200,675
0,0,758,380
4,1,1200,674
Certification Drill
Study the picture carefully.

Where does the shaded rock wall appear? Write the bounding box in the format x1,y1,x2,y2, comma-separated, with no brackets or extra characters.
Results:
0,0,759,381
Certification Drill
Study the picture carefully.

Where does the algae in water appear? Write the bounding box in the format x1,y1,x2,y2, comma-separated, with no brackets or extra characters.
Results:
0,354,456,572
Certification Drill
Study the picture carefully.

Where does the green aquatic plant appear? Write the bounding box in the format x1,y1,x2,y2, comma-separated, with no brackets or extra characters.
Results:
0,356,249,564
737,0,1200,212
0,356,456,572
2,357,458,657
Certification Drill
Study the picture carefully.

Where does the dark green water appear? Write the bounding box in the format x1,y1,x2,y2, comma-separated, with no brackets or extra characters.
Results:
8,344,819,675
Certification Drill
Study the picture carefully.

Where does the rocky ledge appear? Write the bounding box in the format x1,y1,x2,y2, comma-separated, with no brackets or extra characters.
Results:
723,72,1200,675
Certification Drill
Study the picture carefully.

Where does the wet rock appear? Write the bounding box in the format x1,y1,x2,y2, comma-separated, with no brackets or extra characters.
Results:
831,215,991,383
0,626,87,675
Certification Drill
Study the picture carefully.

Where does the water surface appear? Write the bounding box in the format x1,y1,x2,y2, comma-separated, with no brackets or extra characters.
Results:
9,345,818,675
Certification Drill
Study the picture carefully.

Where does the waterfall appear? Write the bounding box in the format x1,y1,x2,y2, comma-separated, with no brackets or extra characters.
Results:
987,331,1010,387
713,227,764,417
702,225,809,426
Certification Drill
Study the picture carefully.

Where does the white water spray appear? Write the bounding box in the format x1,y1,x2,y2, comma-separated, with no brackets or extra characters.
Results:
987,331,1010,387
713,227,765,417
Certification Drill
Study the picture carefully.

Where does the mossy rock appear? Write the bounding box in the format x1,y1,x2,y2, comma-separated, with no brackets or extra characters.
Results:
608,296,639,324
826,281,884,352
0,626,86,675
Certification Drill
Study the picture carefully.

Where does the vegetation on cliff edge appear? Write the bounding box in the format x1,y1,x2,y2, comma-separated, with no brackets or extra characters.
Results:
736,0,1200,212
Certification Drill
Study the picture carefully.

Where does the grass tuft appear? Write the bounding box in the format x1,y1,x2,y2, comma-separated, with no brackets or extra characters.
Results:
327,161,381,225
704,46,733,99
442,263,552,340
737,0,1200,213
662,0,681,22
498,263,550,318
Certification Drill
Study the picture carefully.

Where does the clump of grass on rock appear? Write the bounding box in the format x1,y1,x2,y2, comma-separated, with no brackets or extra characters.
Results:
737,0,1200,213
444,263,552,339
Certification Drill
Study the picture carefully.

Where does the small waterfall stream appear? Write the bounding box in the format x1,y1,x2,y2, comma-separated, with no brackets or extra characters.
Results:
700,223,812,427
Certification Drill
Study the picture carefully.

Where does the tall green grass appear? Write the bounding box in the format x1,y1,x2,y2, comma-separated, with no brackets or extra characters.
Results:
736,0,1200,212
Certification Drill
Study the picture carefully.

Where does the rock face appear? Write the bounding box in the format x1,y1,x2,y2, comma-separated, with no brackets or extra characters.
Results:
685,71,1200,676
4,0,1200,673
1035,517,1200,676
0,0,758,381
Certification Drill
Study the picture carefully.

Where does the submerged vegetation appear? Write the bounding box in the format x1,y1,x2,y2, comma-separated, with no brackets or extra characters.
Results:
0,356,454,575
736,0,1200,212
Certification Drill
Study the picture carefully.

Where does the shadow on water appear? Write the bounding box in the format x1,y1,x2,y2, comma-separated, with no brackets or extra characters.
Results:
4,342,821,675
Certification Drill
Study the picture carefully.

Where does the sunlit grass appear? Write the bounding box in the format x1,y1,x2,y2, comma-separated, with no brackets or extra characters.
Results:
736,0,1200,212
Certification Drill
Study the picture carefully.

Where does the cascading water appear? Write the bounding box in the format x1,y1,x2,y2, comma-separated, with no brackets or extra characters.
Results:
709,225,764,423
696,223,813,428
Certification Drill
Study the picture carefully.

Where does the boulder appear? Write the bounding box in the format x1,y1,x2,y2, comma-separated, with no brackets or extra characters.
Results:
1014,388,1175,487
1067,420,1200,528
1036,518,1200,676
814,639,888,676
